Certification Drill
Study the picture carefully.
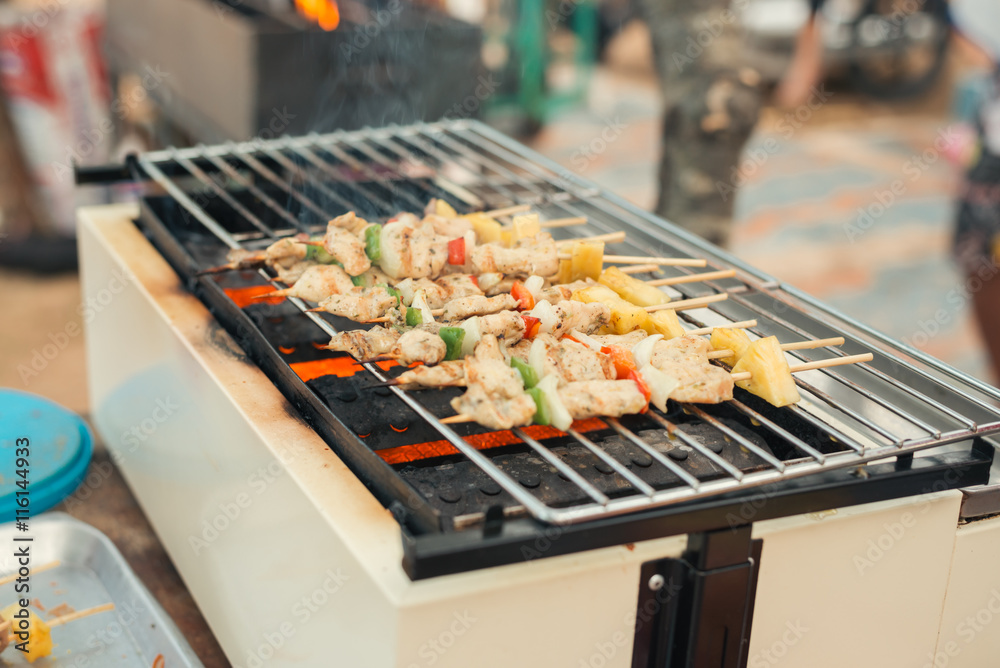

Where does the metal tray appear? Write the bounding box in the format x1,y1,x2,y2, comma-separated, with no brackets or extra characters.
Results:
0,513,203,667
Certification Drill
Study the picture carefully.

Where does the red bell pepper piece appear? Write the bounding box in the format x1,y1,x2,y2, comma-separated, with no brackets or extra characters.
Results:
447,237,465,265
521,315,541,339
511,280,535,311
627,369,651,413
601,345,637,379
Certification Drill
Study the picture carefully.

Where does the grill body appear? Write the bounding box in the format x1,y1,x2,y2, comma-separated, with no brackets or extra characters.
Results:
77,121,1000,667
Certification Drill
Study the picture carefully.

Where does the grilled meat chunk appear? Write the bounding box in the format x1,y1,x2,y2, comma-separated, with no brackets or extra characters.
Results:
315,286,399,321
394,361,466,389
441,294,518,322
324,326,400,360
559,380,647,419
391,329,447,366
451,335,536,430
321,225,370,276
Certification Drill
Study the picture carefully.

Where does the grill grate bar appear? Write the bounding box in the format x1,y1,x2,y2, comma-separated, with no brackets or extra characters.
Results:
730,293,979,431
134,121,1000,527
170,150,277,239
727,399,827,464
605,418,703,489
227,147,332,223
512,428,611,505
644,412,746,481
199,152,308,232
684,405,787,471
565,428,657,496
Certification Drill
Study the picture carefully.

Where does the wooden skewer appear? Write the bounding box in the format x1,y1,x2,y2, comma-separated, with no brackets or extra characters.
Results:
540,216,588,228
0,561,60,587
440,352,875,424
645,293,728,312
706,337,846,360
646,269,737,287
618,264,661,275
481,204,532,218
686,320,756,336
555,254,706,267
48,603,116,628
731,353,874,381
556,231,626,246
299,240,325,247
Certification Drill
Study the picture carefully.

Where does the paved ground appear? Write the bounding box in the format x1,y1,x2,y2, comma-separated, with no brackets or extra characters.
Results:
529,64,991,383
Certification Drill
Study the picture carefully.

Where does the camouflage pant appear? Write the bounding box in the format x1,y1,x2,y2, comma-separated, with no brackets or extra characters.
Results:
635,0,762,247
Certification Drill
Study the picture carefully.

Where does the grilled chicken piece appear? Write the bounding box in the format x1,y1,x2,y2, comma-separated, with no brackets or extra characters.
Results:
550,300,611,337
478,311,527,342
559,380,647,419
470,235,559,277
394,361,466,389
380,220,449,279
551,339,616,383
484,277,516,296
261,264,355,302
396,278,448,308
314,286,399,321
536,280,594,304
451,335,536,430
353,264,397,288
320,225,371,276
656,362,734,404
436,274,484,300
203,236,309,274
391,329,446,366
651,336,712,367
590,331,649,348
273,260,316,284
324,326,400,360
441,294,518,322
328,211,373,236
424,213,473,239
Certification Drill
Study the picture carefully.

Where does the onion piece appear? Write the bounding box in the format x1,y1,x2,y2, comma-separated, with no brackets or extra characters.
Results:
631,334,663,369
528,337,548,381
528,299,558,334
523,274,545,298
395,278,417,306
412,289,435,324
537,375,573,431
460,316,481,357
378,221,408,279
477,272,504,293
567,329,602,351
639,363,678,413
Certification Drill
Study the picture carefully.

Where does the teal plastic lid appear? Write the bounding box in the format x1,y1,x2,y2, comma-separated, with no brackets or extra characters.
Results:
0,390,93,518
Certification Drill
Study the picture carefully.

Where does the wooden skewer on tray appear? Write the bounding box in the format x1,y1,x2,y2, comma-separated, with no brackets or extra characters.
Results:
706,337,845,360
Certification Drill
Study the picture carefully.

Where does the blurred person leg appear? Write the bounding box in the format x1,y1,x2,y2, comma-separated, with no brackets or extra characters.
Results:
775,5,824,108
954,146,1000,382
634,0,762,247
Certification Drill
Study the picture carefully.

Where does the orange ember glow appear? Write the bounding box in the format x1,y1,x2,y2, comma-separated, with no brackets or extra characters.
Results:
295,0,340,30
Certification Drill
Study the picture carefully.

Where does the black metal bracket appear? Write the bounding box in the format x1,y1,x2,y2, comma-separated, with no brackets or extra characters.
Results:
632,527,763,668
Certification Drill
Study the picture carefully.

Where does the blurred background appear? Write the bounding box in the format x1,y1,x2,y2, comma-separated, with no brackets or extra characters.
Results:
0,0,996,417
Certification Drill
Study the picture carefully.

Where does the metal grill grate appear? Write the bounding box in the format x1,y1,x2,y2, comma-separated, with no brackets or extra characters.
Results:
132,119,1000,526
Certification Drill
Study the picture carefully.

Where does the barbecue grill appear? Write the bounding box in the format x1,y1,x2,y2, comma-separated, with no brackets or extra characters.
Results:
77,119,1000,667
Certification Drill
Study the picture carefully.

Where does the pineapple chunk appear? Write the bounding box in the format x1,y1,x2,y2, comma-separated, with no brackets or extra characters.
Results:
710,327,753,366
464,213,503,244
649,309,686,339
1,604,52,663
731,336,801,407
571,285,651,334
598,266,670,307
511,214,541,242
568,241,605,281
571,285,618,304
434,199,458,218
554,258,573,285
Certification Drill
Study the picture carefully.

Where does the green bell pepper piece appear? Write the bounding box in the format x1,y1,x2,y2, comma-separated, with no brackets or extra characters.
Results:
439,327,466,361
364,225,381,262
510,357,539,388
405,307,423,327
526,387,549,426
